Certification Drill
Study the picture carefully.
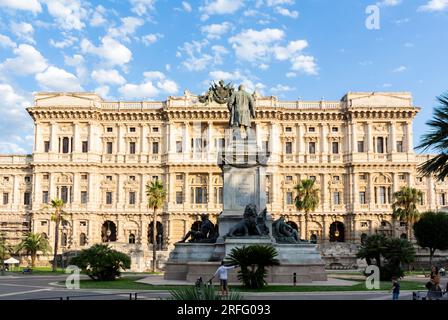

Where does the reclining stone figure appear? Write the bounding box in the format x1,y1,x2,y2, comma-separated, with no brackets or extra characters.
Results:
227,204,269,237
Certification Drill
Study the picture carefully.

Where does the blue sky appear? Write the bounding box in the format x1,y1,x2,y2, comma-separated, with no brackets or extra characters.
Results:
0,0,447,154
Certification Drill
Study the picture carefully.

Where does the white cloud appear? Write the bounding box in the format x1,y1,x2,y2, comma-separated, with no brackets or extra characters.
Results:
393,65,407,72
274,40,308,60
290,55,318,75
178,40,216,71
200,0,245,20
270,84,294,93
0,34,16,48
201,22,232,39
229,28,285,62
377,0,402,6
0,0,42,14
49,35,78,48
275,7,299,18
265,0,295,6
141,33,163,46
418,0,448,11
43,0,88,30
10,22,35,44
64,54,87,80
286,72,296,78
182,1,192,12
118,71,179,99
108,16,144,42
130,0,156,16
0,44,48,75
208,70,265,94
36,66,82,91
90,5,107,26
81,36,132,66
0,83,29,116
92,69,126,86
95,85,111,99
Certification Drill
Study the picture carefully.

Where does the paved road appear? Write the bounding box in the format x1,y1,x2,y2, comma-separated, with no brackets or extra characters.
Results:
0,274,420,300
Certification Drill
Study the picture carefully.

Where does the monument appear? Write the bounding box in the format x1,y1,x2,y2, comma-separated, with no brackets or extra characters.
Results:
164,81,327,283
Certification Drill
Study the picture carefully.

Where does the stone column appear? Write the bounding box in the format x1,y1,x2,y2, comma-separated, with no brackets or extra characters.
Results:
351,122,357,153
87,173,95,210
392,172,398,194
50,121,58,153
73,122,80,153
34,122,41,152
255,122,262,149
320,124,328,155
118,125,125,154
208,173,213,206
49,173,56,200
33,173,42,206
140,124,148,155
183,122,190,157
366,122,373,153
207,122,214,160
73,173,80,204
320,173,327,212
368,173,375,207
184,172,190,206
390,122,397,153
352,172,358,210
169,123,176,154
406,121,413,153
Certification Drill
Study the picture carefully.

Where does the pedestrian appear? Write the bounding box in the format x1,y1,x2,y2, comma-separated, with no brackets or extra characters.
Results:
211,261,238,296
390,277,400,300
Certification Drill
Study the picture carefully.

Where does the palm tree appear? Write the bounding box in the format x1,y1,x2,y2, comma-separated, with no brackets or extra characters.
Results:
50,198,65,272
146,179,167,272
417,93,448,181
20,233,51,267
294,179,320,240
392,187,422,240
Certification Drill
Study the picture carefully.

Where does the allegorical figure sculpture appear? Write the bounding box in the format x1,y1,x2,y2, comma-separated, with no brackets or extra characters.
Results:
178,214,218,243
272,216,300,244
227,84,255,139
227,204,269,237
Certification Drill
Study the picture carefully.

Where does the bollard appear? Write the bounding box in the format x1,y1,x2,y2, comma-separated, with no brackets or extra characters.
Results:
293,273,297,286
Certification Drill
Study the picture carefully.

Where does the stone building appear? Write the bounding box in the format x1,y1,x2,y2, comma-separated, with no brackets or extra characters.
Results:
0,91,447,270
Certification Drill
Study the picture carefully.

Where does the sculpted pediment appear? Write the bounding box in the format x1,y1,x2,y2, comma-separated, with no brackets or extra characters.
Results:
346,92,413,108
34,93,102,108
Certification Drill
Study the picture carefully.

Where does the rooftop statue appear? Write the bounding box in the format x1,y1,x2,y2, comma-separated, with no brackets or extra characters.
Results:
198,80,234,105
227,84,256,139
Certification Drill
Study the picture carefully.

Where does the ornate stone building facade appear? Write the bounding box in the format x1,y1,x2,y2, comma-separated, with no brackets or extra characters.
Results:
1,91,447,269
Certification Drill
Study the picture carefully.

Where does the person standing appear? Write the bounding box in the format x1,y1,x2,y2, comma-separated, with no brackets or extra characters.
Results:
211,261,238,296
390,277,400,300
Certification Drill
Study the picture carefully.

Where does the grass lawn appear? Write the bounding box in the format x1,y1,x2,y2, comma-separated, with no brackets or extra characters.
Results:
74,277,426,293
8,266,66,275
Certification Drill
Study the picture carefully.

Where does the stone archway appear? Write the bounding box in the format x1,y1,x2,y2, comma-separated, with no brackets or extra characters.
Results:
101,220,117,242
329,221,345,242
148,221,164,249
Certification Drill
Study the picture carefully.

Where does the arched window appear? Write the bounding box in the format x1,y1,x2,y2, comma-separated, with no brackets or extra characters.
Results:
101,221,117,242
329,221,345,242
79,233,87,246
129,233,136,244
310,234,318,244
148,221,164,249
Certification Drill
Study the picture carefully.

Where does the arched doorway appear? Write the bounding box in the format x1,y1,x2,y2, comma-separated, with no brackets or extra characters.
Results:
148,222,164,249
128,233,136,244
329,221,345,242
310,233,318,244
361,233,368,245
101,221,117,242
79,233,87,246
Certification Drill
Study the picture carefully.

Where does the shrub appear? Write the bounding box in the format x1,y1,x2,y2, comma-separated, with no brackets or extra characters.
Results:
168,284,243,300
70,244,131,281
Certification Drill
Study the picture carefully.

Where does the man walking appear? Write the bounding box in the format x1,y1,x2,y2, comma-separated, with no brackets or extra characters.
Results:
211,261,238,296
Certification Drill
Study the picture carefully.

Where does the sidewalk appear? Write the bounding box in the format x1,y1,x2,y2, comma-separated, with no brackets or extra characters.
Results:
136,274,359,286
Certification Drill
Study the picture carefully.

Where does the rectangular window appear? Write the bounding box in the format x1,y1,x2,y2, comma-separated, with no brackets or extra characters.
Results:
359,191,366,204
152,127,159,133
129,175,136,181
62,137,70,154
81,191,88,204
24,192,31,205
332,127,339,132
81,174,88,180
194,187,207,204
420,193,425,206
106,176,113,181
176,191,183,204
377,137,385,154
333,192,340,205
152,142,159,154
42,191,49,204
176,141,183,153
285,127,292,132
262,141,269,153
440,193,446,206
379,187,387,204
218,187,223,204
106,142,113,154
129,142,136,154
286,192,293,205
266,191,271,204
285,142,292,154
309,142,316,154
106,127,113,133
308,127,316,133
333,176,340,182
60,186,68,203
357,141,365,153
129,192,136,205
332,142,339,154
129,127,136,133
396,141,403,153
82,141,88,153
44,141,50,152
2,193,9,205
285,176,293,183
176,174,183,181
106,192,113,205
24,176,31,183
309,176,316,182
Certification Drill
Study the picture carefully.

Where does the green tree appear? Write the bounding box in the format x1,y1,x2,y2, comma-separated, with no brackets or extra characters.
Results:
50,198,66,272
145,179,167,273
417,93,448,181
70,244,131,281
19,233,51,267
413,211,448,268
226,245,279,289
294,179,319,240
357,234,415,280
0,233,7,275
392,187,423,239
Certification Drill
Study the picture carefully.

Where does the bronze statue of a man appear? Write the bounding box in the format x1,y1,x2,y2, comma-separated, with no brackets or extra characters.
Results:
227,84,255,138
